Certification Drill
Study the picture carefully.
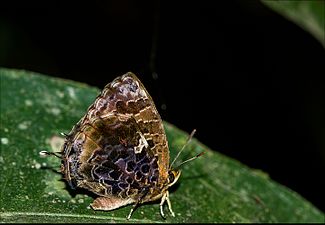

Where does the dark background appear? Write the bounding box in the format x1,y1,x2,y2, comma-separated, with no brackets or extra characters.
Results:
1,1,324,213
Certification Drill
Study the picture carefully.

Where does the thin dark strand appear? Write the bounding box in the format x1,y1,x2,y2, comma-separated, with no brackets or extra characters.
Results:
149,0,160,74
170,129,196,169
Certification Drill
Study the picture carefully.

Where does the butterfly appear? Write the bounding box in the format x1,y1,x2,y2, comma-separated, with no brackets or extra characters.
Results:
41,72,203,219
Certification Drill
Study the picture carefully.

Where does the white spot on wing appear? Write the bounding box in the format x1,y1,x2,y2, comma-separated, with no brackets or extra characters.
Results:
134,132,149,154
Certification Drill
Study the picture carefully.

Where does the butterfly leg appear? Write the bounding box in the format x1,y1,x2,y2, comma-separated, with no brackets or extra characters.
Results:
160,190,175,219
165,191,175,217
127,187,149,220
127,202,139,220
160,191,175,218
159,192,167,219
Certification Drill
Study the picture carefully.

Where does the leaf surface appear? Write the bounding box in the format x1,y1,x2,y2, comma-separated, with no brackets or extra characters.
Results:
0,68,324,223
262,0,325,47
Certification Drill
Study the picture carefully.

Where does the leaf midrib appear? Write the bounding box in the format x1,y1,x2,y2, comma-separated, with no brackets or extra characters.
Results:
0,211,159,223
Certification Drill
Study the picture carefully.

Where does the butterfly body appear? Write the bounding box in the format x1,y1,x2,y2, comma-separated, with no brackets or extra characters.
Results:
60,72,180,218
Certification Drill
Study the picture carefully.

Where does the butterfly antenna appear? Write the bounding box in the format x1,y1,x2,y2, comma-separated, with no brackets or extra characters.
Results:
39,150,62,159
170,129,196,169
175,151,205,169
60,132,68,137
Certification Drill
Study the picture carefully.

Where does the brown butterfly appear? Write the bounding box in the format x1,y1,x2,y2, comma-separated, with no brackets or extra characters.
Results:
41,72,202,219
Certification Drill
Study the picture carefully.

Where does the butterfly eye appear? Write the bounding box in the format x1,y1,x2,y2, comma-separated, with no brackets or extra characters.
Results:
168,171,175,183
167,170,181,188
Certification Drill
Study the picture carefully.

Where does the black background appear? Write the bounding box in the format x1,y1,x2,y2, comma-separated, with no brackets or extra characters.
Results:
1,1,324,213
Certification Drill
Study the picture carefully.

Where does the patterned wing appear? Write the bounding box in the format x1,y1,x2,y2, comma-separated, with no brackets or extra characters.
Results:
61,72,169,199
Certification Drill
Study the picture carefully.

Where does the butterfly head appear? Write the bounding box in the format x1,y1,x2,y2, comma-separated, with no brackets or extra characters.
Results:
167,169,181,188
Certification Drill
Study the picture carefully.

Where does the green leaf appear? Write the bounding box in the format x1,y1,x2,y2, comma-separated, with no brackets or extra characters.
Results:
0,68,324,223
261,0,325,48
